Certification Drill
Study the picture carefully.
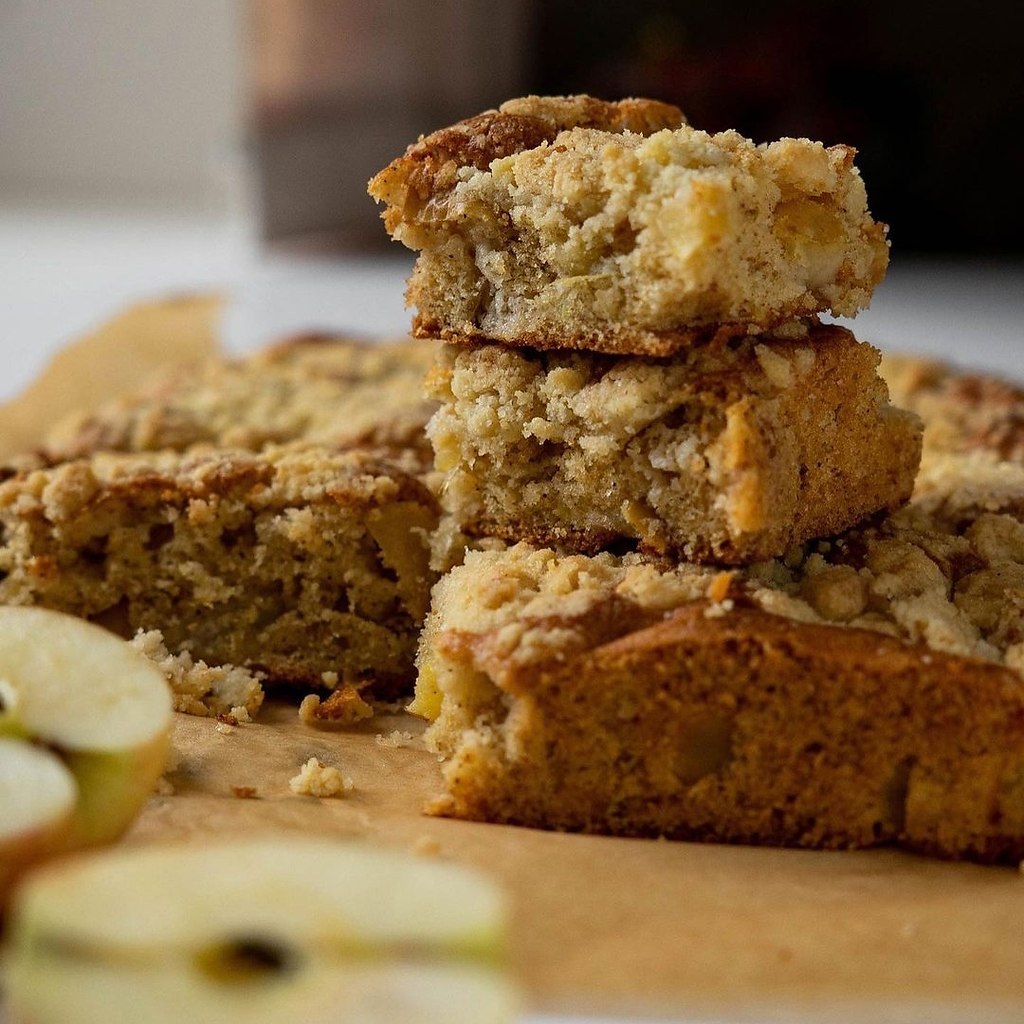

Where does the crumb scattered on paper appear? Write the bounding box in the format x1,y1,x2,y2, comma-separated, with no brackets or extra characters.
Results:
298,694,321,723
704,599,735,619
231,785,259,799
289,757,353,798
298,684,373,727
131,628,264,718
376,730,417,749
412,835,442,857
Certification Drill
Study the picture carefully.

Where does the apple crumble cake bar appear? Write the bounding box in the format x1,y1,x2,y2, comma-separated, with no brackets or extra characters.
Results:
370,95,888,355
881,352,1024,464
0,448,438,703
413,462,1024,861
427,323,921,562
43,334,440,471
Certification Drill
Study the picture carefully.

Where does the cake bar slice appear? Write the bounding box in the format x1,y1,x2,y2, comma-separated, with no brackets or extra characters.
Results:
414,464,1024,861
0,448,438,707
881,352,1024,464
42,334,440,471
427,323,921,563
370,95,888,355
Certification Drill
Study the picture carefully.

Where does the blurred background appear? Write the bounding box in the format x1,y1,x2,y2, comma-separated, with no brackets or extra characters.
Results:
1,0,1022,395
4,0,1022,252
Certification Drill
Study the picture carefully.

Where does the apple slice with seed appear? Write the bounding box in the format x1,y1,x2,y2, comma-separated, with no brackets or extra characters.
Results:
4,837,518,1024
0,606,172,884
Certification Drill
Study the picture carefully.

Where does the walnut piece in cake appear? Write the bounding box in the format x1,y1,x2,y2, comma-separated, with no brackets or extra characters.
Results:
0,447,438,700
427,323,921,563
43,334,440,472
413,456,1024,861
370,95,888,355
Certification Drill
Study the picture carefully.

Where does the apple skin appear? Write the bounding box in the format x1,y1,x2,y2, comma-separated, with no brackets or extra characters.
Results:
61,735,170,850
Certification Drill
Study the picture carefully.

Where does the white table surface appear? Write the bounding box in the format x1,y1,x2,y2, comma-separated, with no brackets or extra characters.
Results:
1,204,1022,1024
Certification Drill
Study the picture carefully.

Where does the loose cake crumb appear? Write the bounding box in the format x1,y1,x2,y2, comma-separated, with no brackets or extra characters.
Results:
412,835,442,857
704,599,735,619
215,722,235,735
298,684,373,727
289,757,353,798
154,777,175,796
376,730,417,749
298,694,321,723
231,785,259,799
130,628,265,719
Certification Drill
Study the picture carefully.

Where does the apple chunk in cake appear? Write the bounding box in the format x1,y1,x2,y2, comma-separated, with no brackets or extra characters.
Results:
370,96,888,355
427,324,921,563
413,482,1024,862
0,448,438,698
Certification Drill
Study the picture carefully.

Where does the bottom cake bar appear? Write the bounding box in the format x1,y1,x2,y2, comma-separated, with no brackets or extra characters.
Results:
413,460,1024,862
0,447,438,710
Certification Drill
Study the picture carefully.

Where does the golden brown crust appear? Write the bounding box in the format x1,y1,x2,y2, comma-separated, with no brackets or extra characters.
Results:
430,601,1024,863
368,95,685,225
496,95,687,134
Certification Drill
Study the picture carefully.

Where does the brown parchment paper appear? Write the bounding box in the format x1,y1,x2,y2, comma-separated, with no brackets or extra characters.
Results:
4,301,1024,1023
0,294,221,458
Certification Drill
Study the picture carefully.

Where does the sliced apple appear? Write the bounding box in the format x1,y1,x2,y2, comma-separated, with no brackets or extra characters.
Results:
0,607,172,857
4,837,519,1024
0,738,77,898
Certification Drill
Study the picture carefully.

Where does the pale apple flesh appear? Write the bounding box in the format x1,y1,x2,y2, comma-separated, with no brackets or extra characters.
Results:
0,607,172,888
7,955,515,1024
0,738,77,899
4,838,519,1024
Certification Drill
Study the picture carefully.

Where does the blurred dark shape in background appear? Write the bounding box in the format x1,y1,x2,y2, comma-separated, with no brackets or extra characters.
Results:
250,0,1023,256
251,0,531,247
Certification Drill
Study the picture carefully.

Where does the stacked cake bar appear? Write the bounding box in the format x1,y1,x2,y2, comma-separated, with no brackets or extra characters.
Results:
368,95,1024,862
371,96,920,564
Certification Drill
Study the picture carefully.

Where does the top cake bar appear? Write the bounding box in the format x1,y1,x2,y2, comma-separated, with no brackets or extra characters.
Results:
370,95,889,356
